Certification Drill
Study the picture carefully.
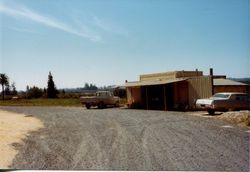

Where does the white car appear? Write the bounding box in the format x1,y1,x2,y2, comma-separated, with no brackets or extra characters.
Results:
196,92,250,115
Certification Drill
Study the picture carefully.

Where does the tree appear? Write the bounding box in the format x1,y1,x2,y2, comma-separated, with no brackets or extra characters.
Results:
47,72,58,98
11,82,17,95
0,73,9,100
84,83,90,90
83,82,98,90
26,86,43,99
89,83,98,90
4,82,10,95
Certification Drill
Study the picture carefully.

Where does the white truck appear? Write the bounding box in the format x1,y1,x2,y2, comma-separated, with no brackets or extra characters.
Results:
80,91,120,109
196,92,250,115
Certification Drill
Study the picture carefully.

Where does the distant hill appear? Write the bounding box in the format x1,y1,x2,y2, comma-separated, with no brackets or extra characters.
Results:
228,78,250,85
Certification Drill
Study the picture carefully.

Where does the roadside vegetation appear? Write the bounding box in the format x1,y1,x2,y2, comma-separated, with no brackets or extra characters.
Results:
0,98,81,107
0,73,16,100
0,72,127,107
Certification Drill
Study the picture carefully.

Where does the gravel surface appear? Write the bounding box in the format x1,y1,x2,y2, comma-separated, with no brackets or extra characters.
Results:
1,106,249,171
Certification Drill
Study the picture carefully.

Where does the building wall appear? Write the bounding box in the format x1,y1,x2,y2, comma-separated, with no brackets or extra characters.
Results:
175,71,203,78
140,72,177,81
126,87,142,106
214,85,249,94
140,71,203,82
188,76,212,108
173,81,189,107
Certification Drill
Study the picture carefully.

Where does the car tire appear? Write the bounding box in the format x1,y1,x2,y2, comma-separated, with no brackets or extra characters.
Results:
98,102,104,109
115,101,119,107
208,109,215,115
86,104,90,109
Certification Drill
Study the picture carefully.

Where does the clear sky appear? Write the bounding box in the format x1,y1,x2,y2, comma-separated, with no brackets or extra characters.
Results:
0,0,249,91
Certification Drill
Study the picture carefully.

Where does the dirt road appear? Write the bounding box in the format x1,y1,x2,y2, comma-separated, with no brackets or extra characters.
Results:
0,109,43,168
1,106,249,171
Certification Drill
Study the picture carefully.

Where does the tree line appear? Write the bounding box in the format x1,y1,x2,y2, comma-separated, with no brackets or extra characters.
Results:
0,72,58,100
0,73,17,100
0,72,127,100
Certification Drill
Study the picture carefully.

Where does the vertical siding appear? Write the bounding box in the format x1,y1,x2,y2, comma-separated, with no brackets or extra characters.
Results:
126,88,132,104
188,76,212,108
173,81,189,106
140,72,176,81
214,86,249,94
176,71,203,78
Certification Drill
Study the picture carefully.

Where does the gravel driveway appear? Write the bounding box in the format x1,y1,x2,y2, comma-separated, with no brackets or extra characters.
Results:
1,106,249,171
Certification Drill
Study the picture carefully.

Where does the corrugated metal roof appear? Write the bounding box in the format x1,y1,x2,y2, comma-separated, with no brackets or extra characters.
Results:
213,78,248,86
125,78,187,87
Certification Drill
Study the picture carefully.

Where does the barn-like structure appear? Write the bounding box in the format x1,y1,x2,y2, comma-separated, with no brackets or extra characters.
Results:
125,70,212,110
125,70,249,111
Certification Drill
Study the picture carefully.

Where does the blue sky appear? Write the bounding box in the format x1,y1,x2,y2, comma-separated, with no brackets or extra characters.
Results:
0,0,249,90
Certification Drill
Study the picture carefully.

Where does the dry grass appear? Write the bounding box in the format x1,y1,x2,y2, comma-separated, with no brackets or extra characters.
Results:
0,98,81,107
189,110,250,127
217,111,250,126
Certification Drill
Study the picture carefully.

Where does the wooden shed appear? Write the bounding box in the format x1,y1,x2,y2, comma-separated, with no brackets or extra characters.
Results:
125,70,212,110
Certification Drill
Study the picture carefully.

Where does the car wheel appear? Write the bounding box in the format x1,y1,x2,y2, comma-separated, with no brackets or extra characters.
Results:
208,109,215,115
98,102,104,109
86,104,90,109
115,101,119,107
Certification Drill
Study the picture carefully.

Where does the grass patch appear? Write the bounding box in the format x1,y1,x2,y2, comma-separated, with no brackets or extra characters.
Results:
0,98,82,107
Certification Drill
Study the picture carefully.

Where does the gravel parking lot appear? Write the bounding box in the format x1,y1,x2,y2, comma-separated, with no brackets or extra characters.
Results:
1,106,249,171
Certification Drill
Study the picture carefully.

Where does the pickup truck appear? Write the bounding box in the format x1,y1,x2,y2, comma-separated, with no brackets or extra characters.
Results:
196,92,250,115
80,91,120,109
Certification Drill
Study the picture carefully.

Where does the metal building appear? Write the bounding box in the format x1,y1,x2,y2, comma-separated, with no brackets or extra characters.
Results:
125,70,212,110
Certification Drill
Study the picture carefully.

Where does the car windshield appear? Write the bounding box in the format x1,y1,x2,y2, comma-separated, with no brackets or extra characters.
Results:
97,92,111,96
211,93,230,99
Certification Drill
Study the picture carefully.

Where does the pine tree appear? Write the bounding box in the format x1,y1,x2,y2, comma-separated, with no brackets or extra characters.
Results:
47,72,58,98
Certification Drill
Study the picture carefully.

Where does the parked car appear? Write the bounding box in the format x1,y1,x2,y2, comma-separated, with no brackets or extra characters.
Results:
196,92,250,115
80,91,120,109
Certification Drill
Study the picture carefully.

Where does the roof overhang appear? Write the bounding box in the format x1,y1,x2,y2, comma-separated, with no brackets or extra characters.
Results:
125,78,187,87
